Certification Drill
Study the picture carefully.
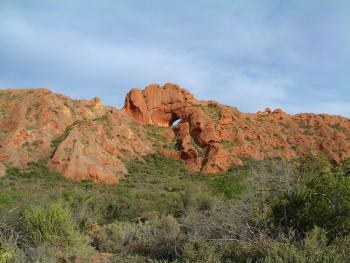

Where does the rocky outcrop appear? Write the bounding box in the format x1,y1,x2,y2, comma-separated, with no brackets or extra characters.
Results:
0,84,349,183
0,88,152,183
123,83,241,173
123,83,196,126
123,83,350,173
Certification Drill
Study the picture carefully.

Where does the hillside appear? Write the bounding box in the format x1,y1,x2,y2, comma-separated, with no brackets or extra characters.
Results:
0,84,349,183
123,83,350,173
0,88,153,183
0,85,350,262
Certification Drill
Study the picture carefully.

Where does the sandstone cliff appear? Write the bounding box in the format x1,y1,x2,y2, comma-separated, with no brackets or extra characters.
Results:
123,83,350,173
0,88,152,183
0,84,349,183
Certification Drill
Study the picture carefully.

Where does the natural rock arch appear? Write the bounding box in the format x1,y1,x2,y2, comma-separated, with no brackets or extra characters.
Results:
122,83,238,173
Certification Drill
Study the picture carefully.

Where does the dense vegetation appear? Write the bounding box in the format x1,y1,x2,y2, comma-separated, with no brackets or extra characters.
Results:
0,154,349,262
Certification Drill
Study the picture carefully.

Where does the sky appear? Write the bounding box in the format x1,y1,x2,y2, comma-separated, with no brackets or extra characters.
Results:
0,0,349,117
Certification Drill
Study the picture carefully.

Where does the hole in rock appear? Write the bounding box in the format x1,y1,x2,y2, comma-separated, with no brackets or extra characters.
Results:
172,118,181,126
169,112,181,127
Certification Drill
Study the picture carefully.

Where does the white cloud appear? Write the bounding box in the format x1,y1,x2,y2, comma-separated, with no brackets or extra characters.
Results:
0,1,349,117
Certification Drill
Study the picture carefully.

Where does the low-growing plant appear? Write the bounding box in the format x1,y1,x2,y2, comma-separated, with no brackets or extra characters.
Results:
0,223,25,263
182,241,221,263
267,157,350,238
50,125,73,153
92,221,147,253
23,202,90,249
200,106,221,122
262,227,347,263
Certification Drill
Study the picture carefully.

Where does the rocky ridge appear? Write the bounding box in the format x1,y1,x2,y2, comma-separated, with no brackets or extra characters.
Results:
0,84,349,183
0,88,152,183
123,83,350,173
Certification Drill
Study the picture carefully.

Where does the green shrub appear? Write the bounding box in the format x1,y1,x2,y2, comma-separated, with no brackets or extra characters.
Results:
267,157,350,237
112,254,173,263
92,221,147,253
157,192,185,217
200,106,221,122
145,125,168,145
212,171,247,201
50,125,73,153
153,215,180,243
2,156,350,261
0,223,25,263
182,241,221,263
144,215,181,260
195,193,214,211
0,245,25,263
0,190,22,217
5,160,56,180
93,216,180,260
263,227,346,263
23,202,89,248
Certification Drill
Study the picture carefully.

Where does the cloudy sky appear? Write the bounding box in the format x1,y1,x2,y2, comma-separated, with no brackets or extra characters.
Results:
0,0,349,116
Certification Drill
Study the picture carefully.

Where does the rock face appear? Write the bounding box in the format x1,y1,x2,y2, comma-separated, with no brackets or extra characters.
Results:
122,83,241,173
123,83,196,126
0,84,349,183
123,83,350,173
0,89,152,183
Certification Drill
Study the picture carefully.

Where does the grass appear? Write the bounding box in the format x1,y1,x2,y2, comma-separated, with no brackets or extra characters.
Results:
0,154,251,222
330,123,347,132
0,109,9,120
200,106,221,122
50,125,73,153
0,128,8,140
221,140,237,148
0,154,349,262
163,140,179,151
0,188,22,216
211,170,247,201
23,202,88,247
26,106,33,117
145,125,169,149
96,113,111,128
244,135,255,143
32,101,41,110
189,138,204,157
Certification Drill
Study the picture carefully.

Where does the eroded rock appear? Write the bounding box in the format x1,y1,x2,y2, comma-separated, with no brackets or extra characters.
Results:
0,84,349,182
123,83,350,173
0,89,153,183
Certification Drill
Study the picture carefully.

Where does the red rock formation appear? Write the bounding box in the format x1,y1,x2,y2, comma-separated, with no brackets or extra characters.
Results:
0,84,349,183
0,88,153,183
123,83,350,173
123,83,242,173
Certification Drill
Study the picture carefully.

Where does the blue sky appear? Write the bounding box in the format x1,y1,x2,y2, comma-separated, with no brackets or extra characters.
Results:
0,0,349,117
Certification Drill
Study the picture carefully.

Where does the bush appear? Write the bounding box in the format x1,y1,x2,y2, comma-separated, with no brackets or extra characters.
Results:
0,223,25,263
2,156,350,261
152,215,180,243
23,202,89,249
92,221,147,253
263,227,346,263
267,157,350,237
157,193,185,217
142,215,181,260
0,246,25,263
195,193,214,211
182,241,221,263
93,215,181,260
211,168,248,202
